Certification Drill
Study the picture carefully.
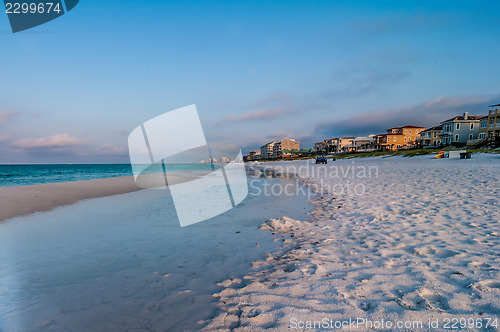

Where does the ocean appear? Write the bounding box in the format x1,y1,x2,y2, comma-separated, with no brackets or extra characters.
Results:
0,163,217,188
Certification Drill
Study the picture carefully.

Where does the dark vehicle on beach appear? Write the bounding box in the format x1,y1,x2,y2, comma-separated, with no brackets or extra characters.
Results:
315,156,327,164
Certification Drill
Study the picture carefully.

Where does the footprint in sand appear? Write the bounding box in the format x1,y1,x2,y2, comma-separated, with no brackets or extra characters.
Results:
469,280,500,292
467,261,492,270
419,289,450,311
396,289,449,311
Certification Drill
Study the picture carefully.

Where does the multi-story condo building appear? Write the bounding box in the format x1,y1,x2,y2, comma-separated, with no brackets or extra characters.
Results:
439,112,483,145
260,141,276,159
417,125,443,147
272,138,300,159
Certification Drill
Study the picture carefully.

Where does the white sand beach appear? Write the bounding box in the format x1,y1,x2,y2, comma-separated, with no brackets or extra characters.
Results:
206,154,500,331
0,155,499,331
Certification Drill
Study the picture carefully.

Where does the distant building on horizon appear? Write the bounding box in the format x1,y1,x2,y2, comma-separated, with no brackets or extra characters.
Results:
259,138,300,159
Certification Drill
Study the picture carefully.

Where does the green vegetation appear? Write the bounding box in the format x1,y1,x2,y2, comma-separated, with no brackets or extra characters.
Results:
332,147,500,160
250,147,499,162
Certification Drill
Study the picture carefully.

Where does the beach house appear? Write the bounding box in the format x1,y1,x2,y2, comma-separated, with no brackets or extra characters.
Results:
439,112,483,145
249,150,261,160
481,104,500,144
377,133,403,150
312,141,327,154
351,135,378,152
337,137,355,152
378,125,426,150
417,125,443,147
323,138,338,154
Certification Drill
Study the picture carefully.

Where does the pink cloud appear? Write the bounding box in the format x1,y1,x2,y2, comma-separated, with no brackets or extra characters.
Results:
223,106,291,122
0,135,10,143
12,134,85,149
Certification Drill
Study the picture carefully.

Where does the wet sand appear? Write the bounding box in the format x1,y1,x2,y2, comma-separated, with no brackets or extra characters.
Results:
0,172,203,222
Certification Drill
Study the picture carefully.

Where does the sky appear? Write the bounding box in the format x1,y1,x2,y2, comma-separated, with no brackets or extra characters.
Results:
0,0,499,163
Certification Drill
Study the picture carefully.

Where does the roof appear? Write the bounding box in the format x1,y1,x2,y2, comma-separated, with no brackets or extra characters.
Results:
441,115,485,123
260,141,275,148
387,125,425,131
489,104,500,107
420,125,443,133
401,125,426,128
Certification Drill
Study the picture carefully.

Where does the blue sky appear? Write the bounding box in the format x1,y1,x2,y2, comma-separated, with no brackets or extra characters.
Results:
0,0,499,163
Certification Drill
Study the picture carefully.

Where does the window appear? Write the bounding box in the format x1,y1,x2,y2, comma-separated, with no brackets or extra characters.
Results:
481,120,487,129
404,130,408,134
469,134,473,140
470,123,474,130
409,130,412,134
456,123,460,130
455,134,459,141
393,137,396,142
479,133,486,139
404,137,407,142
491,118,494,125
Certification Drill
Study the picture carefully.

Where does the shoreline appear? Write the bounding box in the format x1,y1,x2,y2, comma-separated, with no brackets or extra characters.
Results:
0,172,204,222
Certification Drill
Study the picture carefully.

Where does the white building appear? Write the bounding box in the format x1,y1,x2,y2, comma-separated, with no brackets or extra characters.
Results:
351,135,377,152
260,141,276,159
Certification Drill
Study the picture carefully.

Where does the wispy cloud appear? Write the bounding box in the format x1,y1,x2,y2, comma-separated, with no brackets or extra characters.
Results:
95,144,127,155
12,134,85,149
222,106,291,122
0,135,10,143
316,95,498,137
0,111,18,125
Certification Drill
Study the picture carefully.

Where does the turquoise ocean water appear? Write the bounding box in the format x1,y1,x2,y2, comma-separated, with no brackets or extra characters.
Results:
0,163,216,188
